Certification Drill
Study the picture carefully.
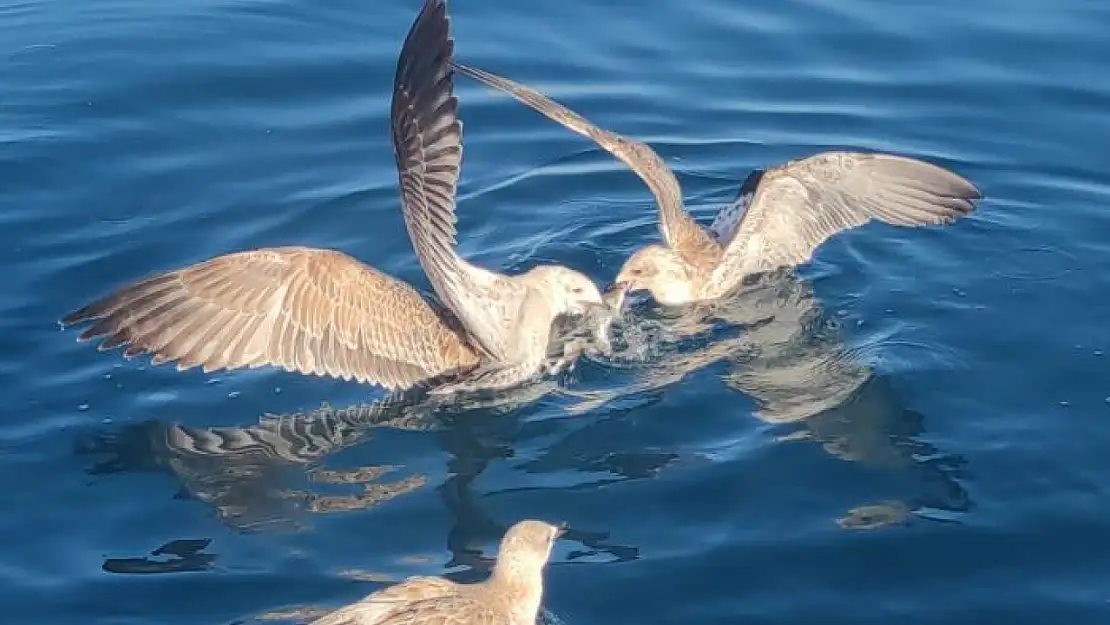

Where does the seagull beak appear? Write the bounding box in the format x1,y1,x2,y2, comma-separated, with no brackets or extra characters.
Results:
554,522,568,539
602,281,632,313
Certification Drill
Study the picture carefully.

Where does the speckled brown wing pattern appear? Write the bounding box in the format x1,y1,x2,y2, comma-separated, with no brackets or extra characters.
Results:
309,576,462,625
61,246,480,389
368,595,504,625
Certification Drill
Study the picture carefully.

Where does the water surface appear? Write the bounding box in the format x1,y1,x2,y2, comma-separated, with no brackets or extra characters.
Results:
4,0,1110,623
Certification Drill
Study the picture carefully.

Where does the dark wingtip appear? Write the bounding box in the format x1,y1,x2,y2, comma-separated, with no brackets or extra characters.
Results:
938,165,983,205
60,300,106,328
921,156,984,207
964,178,984,203
394,0,453,90
59,309,85,328
737,168,765,199
941,172,984,219
390,0,457,164
872,152,985,222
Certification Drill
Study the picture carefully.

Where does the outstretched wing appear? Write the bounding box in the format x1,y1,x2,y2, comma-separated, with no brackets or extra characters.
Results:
450,61,721,264
61,247,480,389
390,0,528,363
708,151,981,288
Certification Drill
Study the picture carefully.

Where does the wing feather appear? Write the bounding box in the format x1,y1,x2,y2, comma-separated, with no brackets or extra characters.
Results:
309,577,461,625
61,247,481,390
450,61,720,264
390,0,528,362
708,151,981,292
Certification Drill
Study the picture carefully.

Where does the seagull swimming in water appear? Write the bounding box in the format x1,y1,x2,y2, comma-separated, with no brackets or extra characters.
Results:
60,0,606,395
448,63,983,308
309,519,564,625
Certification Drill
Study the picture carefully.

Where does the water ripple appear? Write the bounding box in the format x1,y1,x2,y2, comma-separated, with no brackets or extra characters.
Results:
5,0,1110,623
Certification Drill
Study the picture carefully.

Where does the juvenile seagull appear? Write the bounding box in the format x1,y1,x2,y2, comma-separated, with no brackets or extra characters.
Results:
449,63,982,307
61,0,605,395
310,519,565,625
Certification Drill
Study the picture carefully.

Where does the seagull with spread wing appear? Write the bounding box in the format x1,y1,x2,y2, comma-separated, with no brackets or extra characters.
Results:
449,62,982,308
61,0,605,395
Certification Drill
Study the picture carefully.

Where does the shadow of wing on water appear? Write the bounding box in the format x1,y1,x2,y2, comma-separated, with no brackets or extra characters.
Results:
571,268,972,528
76,389,444,532
73,381,583,532
74,375,643,556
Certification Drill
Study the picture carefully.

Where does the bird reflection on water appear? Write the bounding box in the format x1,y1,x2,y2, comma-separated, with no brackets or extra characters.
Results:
523,267,966,530
77,380,644,623
75,265,970,620
79,266,968,520
583,265,971,524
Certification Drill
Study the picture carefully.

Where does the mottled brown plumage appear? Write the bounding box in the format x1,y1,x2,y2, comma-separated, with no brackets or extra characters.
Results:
310,519,564,625
62,247,479,389
61,0,604,393
450,62,982,306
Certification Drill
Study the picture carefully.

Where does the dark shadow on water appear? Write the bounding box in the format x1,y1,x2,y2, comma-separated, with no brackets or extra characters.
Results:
102,537,217,575
74,378,647,567
77,389,442,533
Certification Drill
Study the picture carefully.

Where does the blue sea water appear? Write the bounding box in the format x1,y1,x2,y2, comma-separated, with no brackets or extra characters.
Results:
4,0,1110,622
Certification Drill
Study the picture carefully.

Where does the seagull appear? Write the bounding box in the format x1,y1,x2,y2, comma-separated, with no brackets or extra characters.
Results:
60,0,606,395
448,62,982,308
309,519,564,625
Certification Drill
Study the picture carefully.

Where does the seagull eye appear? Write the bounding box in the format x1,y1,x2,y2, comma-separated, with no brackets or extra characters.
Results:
571,287,583,294
630,269,643,276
